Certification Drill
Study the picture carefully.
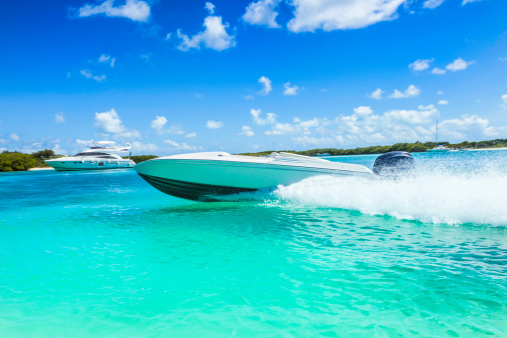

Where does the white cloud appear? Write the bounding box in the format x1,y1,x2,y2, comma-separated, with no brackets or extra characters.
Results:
243,0,280,28
287,0,406,33
244,95,255,100
94,109,126,133
186,132,197,138
283,82,299,96
409,58,434,71
438,100,449,105
370,88,384,100
165,33,172,40
78,0,150,22
389,85,421,99
462,0,483,5
257,76,272,95
431,67,446,75
422,0,445,9
239,125,255,137
353,106,374,117
250,109,277,125
55,112,66,124
205,2,215,14
164,139,203,152
98,54,115,67
207,120,224,129
265,117,324,136
131,141,158,153
80,69,106,82
437,91,444,95
151,115,167,134
150,116,185,135
93,108,140,139
446,58,475,71
177,3,236,52
500,94,507,109
10,133,20,141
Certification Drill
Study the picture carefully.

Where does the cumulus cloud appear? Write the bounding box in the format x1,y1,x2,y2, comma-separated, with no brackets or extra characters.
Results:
78,0,150,22
94,108,140,138
186,132,197,138
462,0,483,5
431,68,446,75
205,2,215,14
131,141,159,153
150,116,185,135
151,115,167,134
55,112,66,124
250,109,277,125
177,3,235,52
257,76,272,95
287,0,406,33
265,117,323,136
409,58,434,71
98,54,115,67
239,125,255,137
283,82,299,96
438,100,448,105
422,0,445,9
446,58,475,71
10,133,20,141
389,85,421,99
500,94,507,109
80,69,106,82
369,88,384,100
243,0,280,28
164,139,203,152
207,120,224,129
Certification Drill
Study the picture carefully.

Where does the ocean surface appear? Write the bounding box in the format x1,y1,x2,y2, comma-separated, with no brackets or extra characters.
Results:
1,151,506,337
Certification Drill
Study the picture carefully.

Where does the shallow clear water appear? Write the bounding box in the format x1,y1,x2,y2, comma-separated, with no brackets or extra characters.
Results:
0,151,506,337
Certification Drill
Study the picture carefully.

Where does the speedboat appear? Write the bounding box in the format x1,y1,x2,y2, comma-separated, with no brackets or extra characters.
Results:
45,142,135,171
134,151,413,201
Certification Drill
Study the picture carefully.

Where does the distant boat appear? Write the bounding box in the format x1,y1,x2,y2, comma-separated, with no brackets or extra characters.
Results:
45,142,135,171
427,120,450,153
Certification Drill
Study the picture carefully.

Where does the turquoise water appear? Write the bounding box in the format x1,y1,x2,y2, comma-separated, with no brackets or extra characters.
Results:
1,151,506,337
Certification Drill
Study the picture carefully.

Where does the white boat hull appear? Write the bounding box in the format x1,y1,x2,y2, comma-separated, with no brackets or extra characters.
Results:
46,159,135,171
134,152,373,201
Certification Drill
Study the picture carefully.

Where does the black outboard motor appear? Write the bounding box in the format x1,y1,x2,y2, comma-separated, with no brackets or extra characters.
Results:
373,151,414,179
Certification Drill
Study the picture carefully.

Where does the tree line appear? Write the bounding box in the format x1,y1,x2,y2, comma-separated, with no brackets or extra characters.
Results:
239,139,507,157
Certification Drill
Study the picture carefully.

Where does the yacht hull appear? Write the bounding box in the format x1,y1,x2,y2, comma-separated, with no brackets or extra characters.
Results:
46,159,135,171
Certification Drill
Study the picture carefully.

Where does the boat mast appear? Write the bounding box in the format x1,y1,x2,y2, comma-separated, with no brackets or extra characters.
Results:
435,119,439,144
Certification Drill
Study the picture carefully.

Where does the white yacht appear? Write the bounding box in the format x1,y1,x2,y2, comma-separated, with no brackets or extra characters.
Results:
45,142,135,171
134,151,414,201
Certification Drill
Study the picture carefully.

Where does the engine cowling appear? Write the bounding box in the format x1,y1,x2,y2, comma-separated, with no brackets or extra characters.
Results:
373,151,414,178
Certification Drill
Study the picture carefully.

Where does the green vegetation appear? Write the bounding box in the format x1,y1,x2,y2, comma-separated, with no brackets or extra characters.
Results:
0,151,37,172
239,139,507,157
31,149,55,167
126,155,159,164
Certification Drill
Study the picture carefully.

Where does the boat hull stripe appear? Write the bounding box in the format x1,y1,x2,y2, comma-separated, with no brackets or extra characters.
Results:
138,173,257,201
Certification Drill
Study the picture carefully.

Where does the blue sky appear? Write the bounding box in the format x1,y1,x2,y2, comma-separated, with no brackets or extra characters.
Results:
1,0,506,155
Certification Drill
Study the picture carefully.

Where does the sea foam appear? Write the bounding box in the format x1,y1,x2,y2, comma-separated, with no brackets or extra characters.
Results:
273,169,507,226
